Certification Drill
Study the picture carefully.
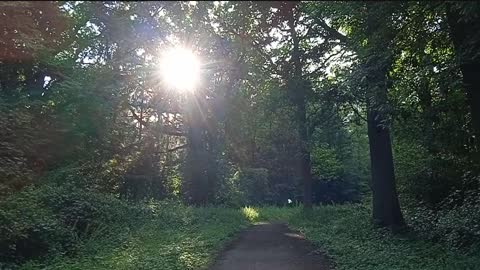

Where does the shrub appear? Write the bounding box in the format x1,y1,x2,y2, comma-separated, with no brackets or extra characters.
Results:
312,173,364,204
241,206,259,222
216,168,269,207
407,190,480,249
0,184,143,266
0,191,72,265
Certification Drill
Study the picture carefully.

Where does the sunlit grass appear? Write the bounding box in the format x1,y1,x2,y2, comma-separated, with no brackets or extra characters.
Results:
19,203,480,270
241,206,259,223
20,204,249,270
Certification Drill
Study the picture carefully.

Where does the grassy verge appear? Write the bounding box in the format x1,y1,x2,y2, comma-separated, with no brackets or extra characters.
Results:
255,204,480,270
16,202,480,270
20,203,248,270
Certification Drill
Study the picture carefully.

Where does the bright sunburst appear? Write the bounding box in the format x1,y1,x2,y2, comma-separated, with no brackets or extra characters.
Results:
159,47,201,91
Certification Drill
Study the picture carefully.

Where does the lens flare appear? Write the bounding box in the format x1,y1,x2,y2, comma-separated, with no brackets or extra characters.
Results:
159,47,200,91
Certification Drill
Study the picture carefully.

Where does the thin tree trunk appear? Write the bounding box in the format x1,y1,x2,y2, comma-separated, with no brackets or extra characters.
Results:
298,101,313,209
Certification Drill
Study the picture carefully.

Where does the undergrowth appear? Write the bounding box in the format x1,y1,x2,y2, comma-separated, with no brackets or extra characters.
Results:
255,204,480,270
4,186,480,270
19,203,248,270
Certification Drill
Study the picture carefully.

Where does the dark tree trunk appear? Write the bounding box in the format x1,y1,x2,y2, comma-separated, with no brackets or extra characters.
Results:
364,4,404,227
286,5,313,209
417,79,435,152
298,101,313,209
459,63,480,135
367,107,404,227
365,65,404,226
365,55,405,227
446,4,480,135
184,93,210,205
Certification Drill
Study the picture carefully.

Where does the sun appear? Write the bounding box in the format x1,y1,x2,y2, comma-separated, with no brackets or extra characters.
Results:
159,47,201,91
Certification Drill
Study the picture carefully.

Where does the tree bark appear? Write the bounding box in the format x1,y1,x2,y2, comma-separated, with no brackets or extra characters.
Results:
184,92,210,205
367,105,404,227
298,101,313,209
365,65,404,226
286,6,313,209
364,4,404,227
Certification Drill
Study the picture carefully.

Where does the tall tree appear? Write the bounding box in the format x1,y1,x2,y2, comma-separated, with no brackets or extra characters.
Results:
308,2,405,226
360,3,405,227
282,2,313,208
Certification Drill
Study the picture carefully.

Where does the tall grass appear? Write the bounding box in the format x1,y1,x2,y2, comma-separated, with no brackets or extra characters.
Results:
256,204,480,270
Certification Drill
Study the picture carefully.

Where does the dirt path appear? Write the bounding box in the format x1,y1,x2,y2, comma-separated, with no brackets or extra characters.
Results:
209,223,332,270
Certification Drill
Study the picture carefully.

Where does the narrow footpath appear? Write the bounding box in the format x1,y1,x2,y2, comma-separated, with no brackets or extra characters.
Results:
210,223,332,270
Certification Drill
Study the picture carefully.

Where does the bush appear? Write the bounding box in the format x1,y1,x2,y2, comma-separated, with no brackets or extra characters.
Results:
216,168,269,207
257,204,480,270
312,173,364,204
22,204,249,270
0,184,143,267
407,189,480,249
0,191,72,264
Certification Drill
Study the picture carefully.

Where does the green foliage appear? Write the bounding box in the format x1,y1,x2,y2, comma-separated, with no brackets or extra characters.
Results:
406,178,480,249
236,168,269,205
393,139,431,195
257,205,480,270
0,190,72,264
2,1,480,268
216,168,270,207
312,173,365,204
241,206,260,223
0,102,36,196
19,203,248,270
311,145,344,178
0,184,142,267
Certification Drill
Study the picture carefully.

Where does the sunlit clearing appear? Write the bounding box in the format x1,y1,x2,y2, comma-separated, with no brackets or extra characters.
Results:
159,47,200,91
242,206,259,223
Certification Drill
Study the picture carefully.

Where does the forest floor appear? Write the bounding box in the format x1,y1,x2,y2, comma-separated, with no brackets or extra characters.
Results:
210,222,331,270
18,204,480,270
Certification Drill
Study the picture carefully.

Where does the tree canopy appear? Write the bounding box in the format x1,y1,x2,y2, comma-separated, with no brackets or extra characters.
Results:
1,1,480,266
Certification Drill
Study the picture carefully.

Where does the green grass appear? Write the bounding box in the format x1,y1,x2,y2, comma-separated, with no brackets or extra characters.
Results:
20,203,249,270
17,203,480,270
256,204,480,270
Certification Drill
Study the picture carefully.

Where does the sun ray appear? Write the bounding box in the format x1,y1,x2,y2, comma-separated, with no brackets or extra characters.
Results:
159,47,201,91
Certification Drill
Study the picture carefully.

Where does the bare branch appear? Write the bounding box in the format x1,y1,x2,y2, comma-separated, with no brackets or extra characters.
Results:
306,50,348,76
157,144,188,154
316,19,349,45
346,100,367,122
222,26,280,75
129,106,148,126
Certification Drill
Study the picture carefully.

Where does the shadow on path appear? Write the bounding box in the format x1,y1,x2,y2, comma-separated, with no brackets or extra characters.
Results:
210,223,332,270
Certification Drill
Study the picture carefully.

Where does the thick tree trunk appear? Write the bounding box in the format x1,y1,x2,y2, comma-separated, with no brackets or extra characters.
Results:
364,3,404,227
367,107,404,227
365,57,405,227
185,93,210,205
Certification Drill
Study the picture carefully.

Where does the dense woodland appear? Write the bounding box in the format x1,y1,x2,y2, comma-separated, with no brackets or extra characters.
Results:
1,1,480,269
